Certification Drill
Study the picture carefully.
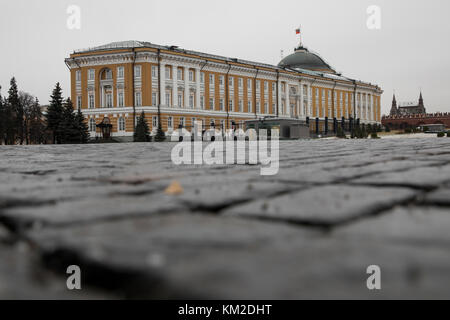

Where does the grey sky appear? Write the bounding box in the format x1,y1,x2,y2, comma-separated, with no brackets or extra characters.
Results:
1,0,449,115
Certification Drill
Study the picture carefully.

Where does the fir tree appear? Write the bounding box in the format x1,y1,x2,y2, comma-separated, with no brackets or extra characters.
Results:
154,117,166,142
75,109,89,143
58,98,79,144
46,83,64,144
5,78,19,145
0,86,4,144
134,111,150,142
28,98,45,144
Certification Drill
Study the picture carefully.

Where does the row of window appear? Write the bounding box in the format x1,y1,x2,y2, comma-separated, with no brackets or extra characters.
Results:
76,66,142,82
88,116,245,133
76,66,280,94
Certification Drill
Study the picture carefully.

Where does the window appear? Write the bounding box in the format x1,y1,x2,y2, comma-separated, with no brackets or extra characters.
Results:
256,101,260,113
200,96,204,109
238,78,243,88
106,93,112,108
152,93,157,106
88,69,95,81
165,92,171,106
165,66,171,79
256,81,260,90
88,94,95,109
177,68,182,80
76,96,82,109
239,100,243,112
264,81,268,91
152,116,158,128
189,94,194,108
89,118,96,132
118,117,125,132
209,98,214,109
118,92,124,107
264,102,268,114
229,76,234,87
201,72,205,83
179,117,185,128
189,70,194,82
104,69,112,80
272,103,276,114
178,93,183,107
248,101,252,113
151,66,157,78
229,99,234,112
134,65,141,78
168,116,173,130
117,67,124,79
247,79,251,90
135,92,142,107
219,75,224,86
272,83,276,92
219,99,224,111
76,70,81,82
209,74,214,85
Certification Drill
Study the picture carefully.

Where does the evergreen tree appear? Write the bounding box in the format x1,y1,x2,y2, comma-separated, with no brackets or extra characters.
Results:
336,125,346,138
75,109,89,143
5,78,19,145
134,111,150,142
0,86,4,144
46,83,64,144
58,98,79,144
28,98,45,144
154,117,166,142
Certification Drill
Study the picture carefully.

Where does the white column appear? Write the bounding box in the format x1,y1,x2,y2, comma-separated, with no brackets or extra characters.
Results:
160,63,166,106
101,86,104,108
184,67,189,108
277,81,282,116
285,82,289,117
172,64,178,108
308,84,312,117
299,81,304,118
196,68,201,109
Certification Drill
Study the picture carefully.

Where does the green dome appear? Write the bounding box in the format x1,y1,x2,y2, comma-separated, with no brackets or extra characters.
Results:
278,47,335,73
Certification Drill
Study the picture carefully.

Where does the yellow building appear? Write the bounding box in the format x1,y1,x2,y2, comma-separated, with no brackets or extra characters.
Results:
66,40,382,140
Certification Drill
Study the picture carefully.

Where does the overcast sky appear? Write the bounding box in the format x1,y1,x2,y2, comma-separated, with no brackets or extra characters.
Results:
1,0,449,115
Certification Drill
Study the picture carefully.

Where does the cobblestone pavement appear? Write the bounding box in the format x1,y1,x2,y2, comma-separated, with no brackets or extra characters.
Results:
1,137,450,299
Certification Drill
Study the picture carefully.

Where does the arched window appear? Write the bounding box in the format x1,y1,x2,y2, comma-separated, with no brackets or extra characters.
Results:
118,117,125,132
89,118,96,132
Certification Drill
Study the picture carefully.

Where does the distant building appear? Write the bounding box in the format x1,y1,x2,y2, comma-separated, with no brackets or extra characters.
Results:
383,93,450,130
389,92,426,116
66,36,382,141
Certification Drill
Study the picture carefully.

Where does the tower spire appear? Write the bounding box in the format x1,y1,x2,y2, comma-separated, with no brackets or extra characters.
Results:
390,92,398,116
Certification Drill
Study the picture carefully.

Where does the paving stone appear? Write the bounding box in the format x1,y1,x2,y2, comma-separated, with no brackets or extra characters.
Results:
223,185,417,226
423,188,450,206
334,206,450,246
0,240,115,299
27,213,450,299
350,165,450,189
1,139,450,298
0,193,184,227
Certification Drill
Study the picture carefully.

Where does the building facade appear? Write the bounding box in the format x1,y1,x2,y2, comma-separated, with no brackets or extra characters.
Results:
389,92,426,116
65,40,382,140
